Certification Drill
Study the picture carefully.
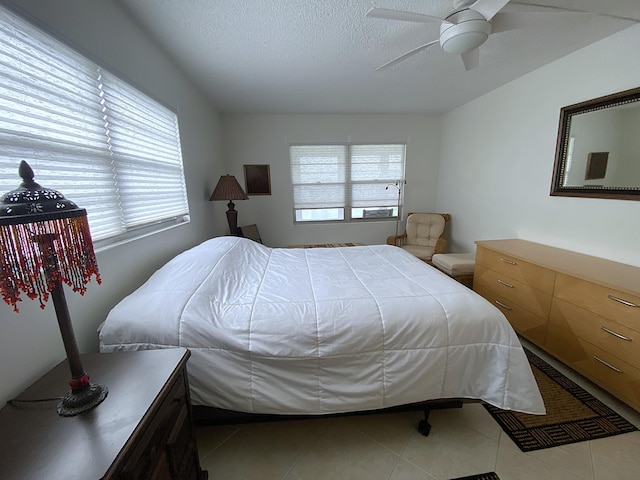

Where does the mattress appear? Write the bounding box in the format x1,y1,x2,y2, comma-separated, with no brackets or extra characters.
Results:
99,237,544,416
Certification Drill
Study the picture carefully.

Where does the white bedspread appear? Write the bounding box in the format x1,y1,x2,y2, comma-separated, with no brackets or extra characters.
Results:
99,237,544,415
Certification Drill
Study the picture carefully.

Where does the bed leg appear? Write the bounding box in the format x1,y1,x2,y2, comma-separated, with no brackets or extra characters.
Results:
416,400,465,436
417,409,432,436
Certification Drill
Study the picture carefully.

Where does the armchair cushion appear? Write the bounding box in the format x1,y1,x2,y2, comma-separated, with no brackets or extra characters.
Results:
401,244,436,261
405,213,446,248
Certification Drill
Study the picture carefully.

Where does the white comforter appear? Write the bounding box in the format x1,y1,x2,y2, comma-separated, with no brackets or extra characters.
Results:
100,237,544,415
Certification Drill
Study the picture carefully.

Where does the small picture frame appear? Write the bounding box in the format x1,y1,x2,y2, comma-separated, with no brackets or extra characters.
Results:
243,164,271,195
585,152,608,180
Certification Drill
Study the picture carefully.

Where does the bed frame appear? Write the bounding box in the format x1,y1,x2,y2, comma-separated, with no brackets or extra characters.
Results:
192,398,481,436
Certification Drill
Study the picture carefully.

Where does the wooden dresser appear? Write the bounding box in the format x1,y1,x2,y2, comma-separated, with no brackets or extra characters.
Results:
474,239,640,411
0,348,208,479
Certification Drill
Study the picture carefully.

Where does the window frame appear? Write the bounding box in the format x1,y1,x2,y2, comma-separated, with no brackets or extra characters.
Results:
290,143,406,224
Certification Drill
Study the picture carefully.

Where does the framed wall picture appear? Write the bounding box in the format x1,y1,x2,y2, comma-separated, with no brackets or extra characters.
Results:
243,164,271,195
585,152,608,180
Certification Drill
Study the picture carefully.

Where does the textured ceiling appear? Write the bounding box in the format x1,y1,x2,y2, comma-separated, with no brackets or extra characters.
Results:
116,0,640,114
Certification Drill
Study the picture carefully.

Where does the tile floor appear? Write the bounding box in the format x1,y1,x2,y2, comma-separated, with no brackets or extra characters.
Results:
195,341,640,480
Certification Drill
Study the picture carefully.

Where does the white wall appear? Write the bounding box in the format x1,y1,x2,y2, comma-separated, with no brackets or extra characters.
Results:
437,24,640,267
221,114,442,247
0,0,224,404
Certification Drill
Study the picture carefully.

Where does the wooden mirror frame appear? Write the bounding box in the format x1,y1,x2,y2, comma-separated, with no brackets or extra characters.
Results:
550,86,640,201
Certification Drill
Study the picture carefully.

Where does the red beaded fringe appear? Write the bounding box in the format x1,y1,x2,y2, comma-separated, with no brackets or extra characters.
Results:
0,216,101,312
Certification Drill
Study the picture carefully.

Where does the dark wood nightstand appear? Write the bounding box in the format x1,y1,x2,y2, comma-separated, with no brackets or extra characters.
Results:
0,348,208,479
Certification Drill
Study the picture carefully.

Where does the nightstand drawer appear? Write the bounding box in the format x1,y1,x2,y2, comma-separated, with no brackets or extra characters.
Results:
167,401,199,478
554,273,640,329
475,265,553,318
121,373,188,480
122,373,198,480
476,246,556,293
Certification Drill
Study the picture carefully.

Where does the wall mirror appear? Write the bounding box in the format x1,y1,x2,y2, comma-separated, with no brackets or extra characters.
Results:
550,86,640,200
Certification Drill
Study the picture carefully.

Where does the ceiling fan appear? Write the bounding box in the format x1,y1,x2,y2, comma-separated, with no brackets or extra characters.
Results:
367,0,566,71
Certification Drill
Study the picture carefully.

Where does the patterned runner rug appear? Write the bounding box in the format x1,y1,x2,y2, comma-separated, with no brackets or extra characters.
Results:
484,349,637,451
289,243,364,248
449,473,499,480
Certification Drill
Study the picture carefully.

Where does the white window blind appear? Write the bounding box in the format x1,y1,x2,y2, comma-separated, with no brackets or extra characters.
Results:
0,5,189,247
290,144,406,222
290,145,347,209
350,144,405,207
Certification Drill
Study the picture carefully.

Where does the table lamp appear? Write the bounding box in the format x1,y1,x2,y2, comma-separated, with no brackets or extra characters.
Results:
0,161,107,416
209,174,248,235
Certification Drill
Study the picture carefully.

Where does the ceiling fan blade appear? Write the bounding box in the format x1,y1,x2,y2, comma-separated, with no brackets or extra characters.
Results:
366,8,450,26
490,12,528,33
461,49,479,71
470,0,511,21
375,40,439,71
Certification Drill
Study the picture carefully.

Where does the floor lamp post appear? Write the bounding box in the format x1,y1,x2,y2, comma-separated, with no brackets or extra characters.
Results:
385,180,405,237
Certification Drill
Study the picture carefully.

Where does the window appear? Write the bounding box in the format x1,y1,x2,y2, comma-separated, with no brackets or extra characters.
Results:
0,5,189,249
290,144,405,222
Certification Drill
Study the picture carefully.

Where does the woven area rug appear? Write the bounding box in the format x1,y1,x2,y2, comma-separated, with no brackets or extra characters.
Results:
449,473,499,480
484,349,637,451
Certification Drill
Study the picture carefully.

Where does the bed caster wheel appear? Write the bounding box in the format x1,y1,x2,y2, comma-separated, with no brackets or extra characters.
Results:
417,418,431,436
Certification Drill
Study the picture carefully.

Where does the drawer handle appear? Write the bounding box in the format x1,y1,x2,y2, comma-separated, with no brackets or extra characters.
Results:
593,355,623,373
499,257,517,265
495,300,512,311
601,326,632,342
497,279,514,288
607,294,638,308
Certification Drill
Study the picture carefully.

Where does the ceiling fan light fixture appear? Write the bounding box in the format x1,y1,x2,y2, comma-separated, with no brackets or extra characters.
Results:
440,10,492,55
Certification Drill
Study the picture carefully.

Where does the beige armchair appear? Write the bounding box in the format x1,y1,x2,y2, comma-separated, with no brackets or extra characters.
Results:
386,212,450,264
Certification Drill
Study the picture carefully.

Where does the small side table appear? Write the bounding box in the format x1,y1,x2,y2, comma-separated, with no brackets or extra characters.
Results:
0,348,208,480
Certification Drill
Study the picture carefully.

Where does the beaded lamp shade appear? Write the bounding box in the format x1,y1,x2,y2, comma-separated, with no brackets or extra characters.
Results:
0,161,101,311
0,161,106,416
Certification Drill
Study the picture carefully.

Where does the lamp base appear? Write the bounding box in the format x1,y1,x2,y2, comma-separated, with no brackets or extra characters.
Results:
57,383,108,417
225,200,239,235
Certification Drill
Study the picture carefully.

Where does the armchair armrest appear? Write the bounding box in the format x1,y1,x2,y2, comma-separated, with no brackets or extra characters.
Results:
386,232,407,246
434,237,447,255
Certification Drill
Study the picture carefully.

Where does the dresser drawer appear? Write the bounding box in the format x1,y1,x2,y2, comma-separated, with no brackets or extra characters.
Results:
549,298,640,367
475,286,548,344
474,265,553,318
476,246,556,293
554,273,640,329
546,328,640,410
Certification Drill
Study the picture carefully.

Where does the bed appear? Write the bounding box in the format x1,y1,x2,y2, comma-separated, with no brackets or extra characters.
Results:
99,237,545,425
